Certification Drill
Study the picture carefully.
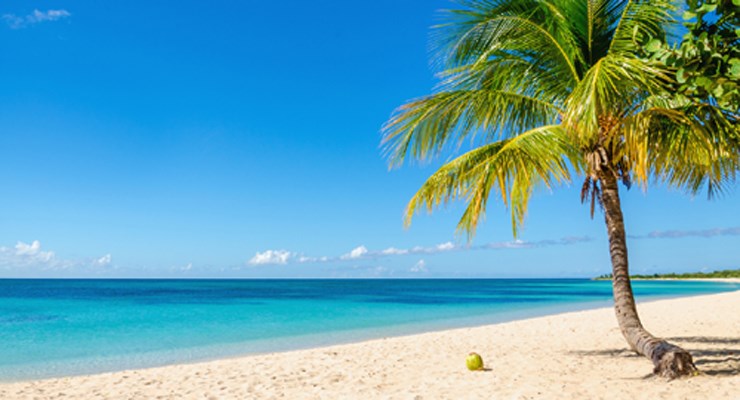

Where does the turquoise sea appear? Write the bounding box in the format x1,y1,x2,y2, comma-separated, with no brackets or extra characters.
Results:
0,279,737,381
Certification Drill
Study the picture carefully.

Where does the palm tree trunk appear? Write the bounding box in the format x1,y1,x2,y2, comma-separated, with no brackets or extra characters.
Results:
598,169,697,379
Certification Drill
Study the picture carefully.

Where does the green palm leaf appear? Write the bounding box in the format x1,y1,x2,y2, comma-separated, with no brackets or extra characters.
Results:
623,103,740,196
564,55,672,146
382,89,561,167
404,125,575,237
434,0,583,82
385,0,736,237
608,0,677,54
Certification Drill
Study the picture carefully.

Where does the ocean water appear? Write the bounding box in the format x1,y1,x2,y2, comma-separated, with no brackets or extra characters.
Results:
0,279,737,381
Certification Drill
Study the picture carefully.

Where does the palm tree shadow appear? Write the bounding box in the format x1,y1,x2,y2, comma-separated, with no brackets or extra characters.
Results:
667,336,740,346
569,336,740,378
666,336,740,377
570,348,640,358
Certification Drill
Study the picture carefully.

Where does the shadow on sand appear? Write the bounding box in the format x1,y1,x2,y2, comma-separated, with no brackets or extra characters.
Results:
665,336,740,377
569,336,740,377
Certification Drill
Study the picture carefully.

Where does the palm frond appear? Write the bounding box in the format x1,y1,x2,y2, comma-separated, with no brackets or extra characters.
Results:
560,0,628,65
382,89,561,167
564,55,672,146
608,0,677,55
623,103,740,197
404,125,576,238
435,52,572,105
434,0,583,83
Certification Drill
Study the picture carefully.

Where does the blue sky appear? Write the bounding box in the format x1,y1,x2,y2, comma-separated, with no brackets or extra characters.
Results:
0,1,737,278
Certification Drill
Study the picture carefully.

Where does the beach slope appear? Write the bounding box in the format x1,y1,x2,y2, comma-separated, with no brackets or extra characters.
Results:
2,290,738,399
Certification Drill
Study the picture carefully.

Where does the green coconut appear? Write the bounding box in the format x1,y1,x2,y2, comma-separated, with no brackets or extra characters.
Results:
466,352,484,371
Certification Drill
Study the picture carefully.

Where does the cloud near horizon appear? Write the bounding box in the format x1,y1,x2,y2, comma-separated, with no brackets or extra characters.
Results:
341,245,369,260
248,250,292,265
410,259,428,273
3,9,71,29
248,235,592,266
0,240,113,272
631,226,740,240
95,254,113,267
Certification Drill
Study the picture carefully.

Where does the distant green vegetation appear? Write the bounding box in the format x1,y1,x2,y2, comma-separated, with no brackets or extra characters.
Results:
594,269,740,280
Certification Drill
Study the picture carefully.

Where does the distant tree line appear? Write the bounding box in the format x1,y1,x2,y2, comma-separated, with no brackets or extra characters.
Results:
595,269,740,280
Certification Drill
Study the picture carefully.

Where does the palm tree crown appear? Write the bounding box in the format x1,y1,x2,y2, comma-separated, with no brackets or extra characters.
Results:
382,0,738,238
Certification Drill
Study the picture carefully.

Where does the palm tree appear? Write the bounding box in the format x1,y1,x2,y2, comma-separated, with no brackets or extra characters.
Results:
382,0,739,379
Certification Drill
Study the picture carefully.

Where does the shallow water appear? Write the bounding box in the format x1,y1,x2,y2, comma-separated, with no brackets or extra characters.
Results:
0,278,736,381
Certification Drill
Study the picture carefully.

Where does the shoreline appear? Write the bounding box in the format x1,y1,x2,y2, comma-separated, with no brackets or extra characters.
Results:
593,277,740,283
667,278,740,283
2,290,738,399
2,280,736,383
630,278,740,283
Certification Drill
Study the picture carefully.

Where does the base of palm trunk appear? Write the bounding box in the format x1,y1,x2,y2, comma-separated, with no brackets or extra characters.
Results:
651,341,697,379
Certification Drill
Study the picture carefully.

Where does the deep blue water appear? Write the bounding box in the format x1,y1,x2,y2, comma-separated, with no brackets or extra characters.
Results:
0,279,737,381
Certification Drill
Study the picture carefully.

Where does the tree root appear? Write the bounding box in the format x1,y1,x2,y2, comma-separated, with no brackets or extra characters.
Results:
651,342,697,379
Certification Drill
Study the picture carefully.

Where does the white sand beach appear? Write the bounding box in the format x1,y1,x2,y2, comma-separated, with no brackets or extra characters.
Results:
2,289,738,400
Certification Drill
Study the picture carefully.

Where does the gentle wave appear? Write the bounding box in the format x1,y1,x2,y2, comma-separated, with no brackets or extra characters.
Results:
0,279,736,381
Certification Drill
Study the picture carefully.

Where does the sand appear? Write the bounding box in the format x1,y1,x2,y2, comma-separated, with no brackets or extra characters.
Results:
1,289,738,400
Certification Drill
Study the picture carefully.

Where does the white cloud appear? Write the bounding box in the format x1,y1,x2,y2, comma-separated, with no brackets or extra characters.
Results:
2,14,24,29
251,241,460,266
643,226,740,239
249,250,292,265
3,9,71,29
248,234,591,268
14,240,39,255
13,240,55,262
182,262,193,271
31,9,71,23
479,236,593,250
406,241,458,255
410,259,428,273
381,247,408,255
95,254,112,267
0,240,113,274
434,241,456,252
341,245,368,260
486,239,531,249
